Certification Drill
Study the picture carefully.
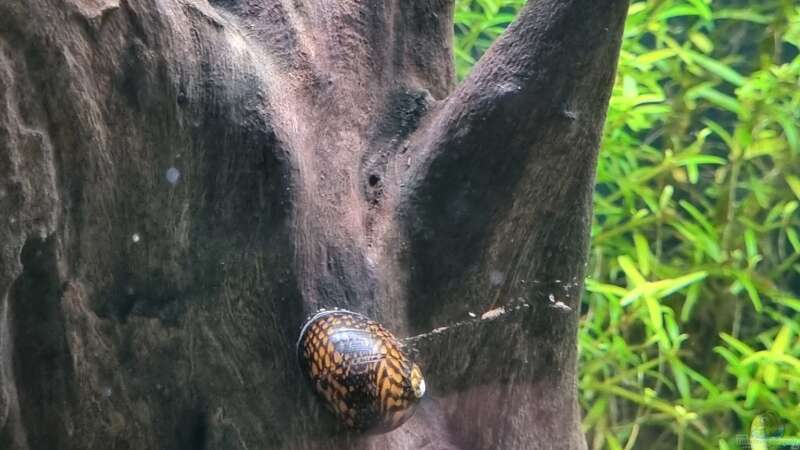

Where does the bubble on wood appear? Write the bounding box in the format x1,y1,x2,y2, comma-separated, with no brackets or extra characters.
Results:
166,167,180,185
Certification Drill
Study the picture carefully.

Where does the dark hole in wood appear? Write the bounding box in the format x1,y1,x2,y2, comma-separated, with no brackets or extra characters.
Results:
368,175,380,187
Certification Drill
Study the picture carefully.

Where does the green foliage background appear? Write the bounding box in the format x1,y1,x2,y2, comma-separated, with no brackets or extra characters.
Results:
453,1,800,449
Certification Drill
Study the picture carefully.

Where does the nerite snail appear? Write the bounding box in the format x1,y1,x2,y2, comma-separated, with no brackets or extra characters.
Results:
297,309,426,433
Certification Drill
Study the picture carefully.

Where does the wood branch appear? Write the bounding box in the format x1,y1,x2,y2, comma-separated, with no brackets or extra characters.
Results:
382,5,629,445
398,0,629,328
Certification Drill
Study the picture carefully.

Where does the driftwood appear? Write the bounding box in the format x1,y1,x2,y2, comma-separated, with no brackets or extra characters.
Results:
0,0,628,448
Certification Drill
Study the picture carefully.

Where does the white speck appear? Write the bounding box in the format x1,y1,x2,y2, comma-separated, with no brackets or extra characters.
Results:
166,167,180,185
489,270,505,286
496,81,521,95
481,307,505,320
125,286,135,296
432,326,448,334
548,294,572,311
103,387,112,397
468,312,477,318
551,301,572,312
131,233,141,243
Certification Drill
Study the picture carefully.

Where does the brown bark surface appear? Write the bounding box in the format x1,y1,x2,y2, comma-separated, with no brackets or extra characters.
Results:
0,0,628,448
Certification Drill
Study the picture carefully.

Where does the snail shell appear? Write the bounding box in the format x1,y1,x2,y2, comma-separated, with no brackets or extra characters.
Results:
297,309,426,433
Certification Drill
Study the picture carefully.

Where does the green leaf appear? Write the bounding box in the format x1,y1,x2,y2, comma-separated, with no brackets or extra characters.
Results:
606,434,624,450
714,346,745,372
686,51,747,86
681,282,702,322
745,138,787,160
646,295,663,332
659,185,674,209
636,48,677,65
773,295,800,313
680,201,717,237
786,175,800,200
618,255,646,286
657,271,708,298
735,274,763,312
743,351,800,370
585,279,629,298
719,333,756,356
686,0,713,20
787,228,800,253
690,31,714,53
619,285,647,307
675,155,727,166
771,325,792,355
745,381,761,409
583,396,608,428
688,85,743,115
658,5,706,20
764,326,793,388
744,229,759,262
633,233,651,276
703,119,735,148
672,358,692,401
713,10,772,23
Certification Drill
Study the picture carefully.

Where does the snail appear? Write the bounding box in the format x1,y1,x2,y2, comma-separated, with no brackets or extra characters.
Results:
297,309,426,433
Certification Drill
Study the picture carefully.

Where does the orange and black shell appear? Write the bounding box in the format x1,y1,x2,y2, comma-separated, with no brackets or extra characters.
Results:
296,309,425,433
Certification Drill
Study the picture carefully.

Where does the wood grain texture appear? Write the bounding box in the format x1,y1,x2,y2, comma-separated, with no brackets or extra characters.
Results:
0,0,628,448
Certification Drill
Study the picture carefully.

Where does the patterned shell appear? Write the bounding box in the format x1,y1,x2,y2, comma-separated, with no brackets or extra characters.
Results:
297,309,426,433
